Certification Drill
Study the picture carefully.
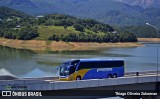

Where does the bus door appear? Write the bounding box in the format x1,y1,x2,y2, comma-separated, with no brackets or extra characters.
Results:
69,65,76,80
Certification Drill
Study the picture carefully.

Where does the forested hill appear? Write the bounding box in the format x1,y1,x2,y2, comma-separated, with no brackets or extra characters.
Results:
117,25,159,38
0,6,30,19
0,7,137,42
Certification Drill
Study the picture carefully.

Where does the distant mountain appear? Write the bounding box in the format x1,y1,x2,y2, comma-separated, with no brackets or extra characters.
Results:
0,0,160,26
0,0,36,8
0,0,44,15
113,0,160,8
0,0,143,15
0,0,143,25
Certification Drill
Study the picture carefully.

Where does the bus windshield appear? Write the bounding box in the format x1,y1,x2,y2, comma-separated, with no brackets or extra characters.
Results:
59,63,70,76
59,60,79,76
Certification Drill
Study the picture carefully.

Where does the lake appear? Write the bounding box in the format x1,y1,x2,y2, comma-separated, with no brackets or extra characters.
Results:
0,42,159,78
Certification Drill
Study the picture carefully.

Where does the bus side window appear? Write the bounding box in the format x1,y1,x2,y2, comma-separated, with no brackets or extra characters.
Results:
69,66,76,74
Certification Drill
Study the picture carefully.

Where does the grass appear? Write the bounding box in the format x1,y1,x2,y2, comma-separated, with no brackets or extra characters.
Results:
36,26,81,40
138,38,160,42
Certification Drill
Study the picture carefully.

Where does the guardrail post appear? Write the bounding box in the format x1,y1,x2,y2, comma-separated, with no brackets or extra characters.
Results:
136,72,139,76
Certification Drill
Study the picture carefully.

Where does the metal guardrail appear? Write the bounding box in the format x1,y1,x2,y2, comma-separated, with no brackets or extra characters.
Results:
124,71,160,77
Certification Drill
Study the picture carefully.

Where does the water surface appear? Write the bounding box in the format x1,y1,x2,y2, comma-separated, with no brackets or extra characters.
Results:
0,42,159,78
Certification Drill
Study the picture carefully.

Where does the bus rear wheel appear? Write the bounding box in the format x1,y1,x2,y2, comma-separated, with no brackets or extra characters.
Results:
107,74,112,78
76,76,81,80
113,74,117,78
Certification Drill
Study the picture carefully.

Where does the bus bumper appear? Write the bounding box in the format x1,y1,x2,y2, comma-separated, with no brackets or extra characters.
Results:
59,76,70,81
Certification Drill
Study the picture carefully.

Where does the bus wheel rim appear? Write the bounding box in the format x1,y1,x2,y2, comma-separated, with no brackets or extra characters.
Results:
76,77,81,80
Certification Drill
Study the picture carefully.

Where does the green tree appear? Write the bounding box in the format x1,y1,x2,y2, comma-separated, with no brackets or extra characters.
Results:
44,19,54,26
73,24,84,32
0,30,4,37
3,29,16,39
48,34,60,41
64,25,67,30
54,20,66,26
17,27,39,40
119,31,137,42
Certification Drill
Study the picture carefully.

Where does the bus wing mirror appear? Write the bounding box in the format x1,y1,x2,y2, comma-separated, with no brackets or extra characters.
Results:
57,66,60,70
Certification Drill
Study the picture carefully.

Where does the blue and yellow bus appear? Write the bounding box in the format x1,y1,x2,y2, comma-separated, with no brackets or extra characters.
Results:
58,59,124,81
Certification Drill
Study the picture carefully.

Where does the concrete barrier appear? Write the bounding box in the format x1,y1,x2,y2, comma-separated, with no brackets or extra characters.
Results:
138,75,157,83
53,81,77,90
0,75,159,91
117,77,137,85
0,75,17,80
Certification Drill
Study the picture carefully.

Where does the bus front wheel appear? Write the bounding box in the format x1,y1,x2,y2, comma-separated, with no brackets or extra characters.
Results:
76,76,81,80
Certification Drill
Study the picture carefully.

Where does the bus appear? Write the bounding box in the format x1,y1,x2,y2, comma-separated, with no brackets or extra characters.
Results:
58,59,124,81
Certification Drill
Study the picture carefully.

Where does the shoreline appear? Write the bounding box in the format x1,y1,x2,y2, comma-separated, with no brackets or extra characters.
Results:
138,38,160,42
0,38,143,51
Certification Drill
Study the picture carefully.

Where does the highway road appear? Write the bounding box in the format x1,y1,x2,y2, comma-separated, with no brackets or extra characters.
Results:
0,71,159,82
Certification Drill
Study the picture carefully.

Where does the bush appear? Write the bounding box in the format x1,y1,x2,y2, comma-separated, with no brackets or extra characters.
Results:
73,24,84,32
48,34,60,41
17,27,39,40
0,30,4,37
3,29,17,39
48,31,137,42
44,20,54,26
119,31,137,42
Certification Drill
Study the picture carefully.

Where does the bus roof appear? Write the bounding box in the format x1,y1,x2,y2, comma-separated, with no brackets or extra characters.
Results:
63,59,124,63
79,59,124,62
